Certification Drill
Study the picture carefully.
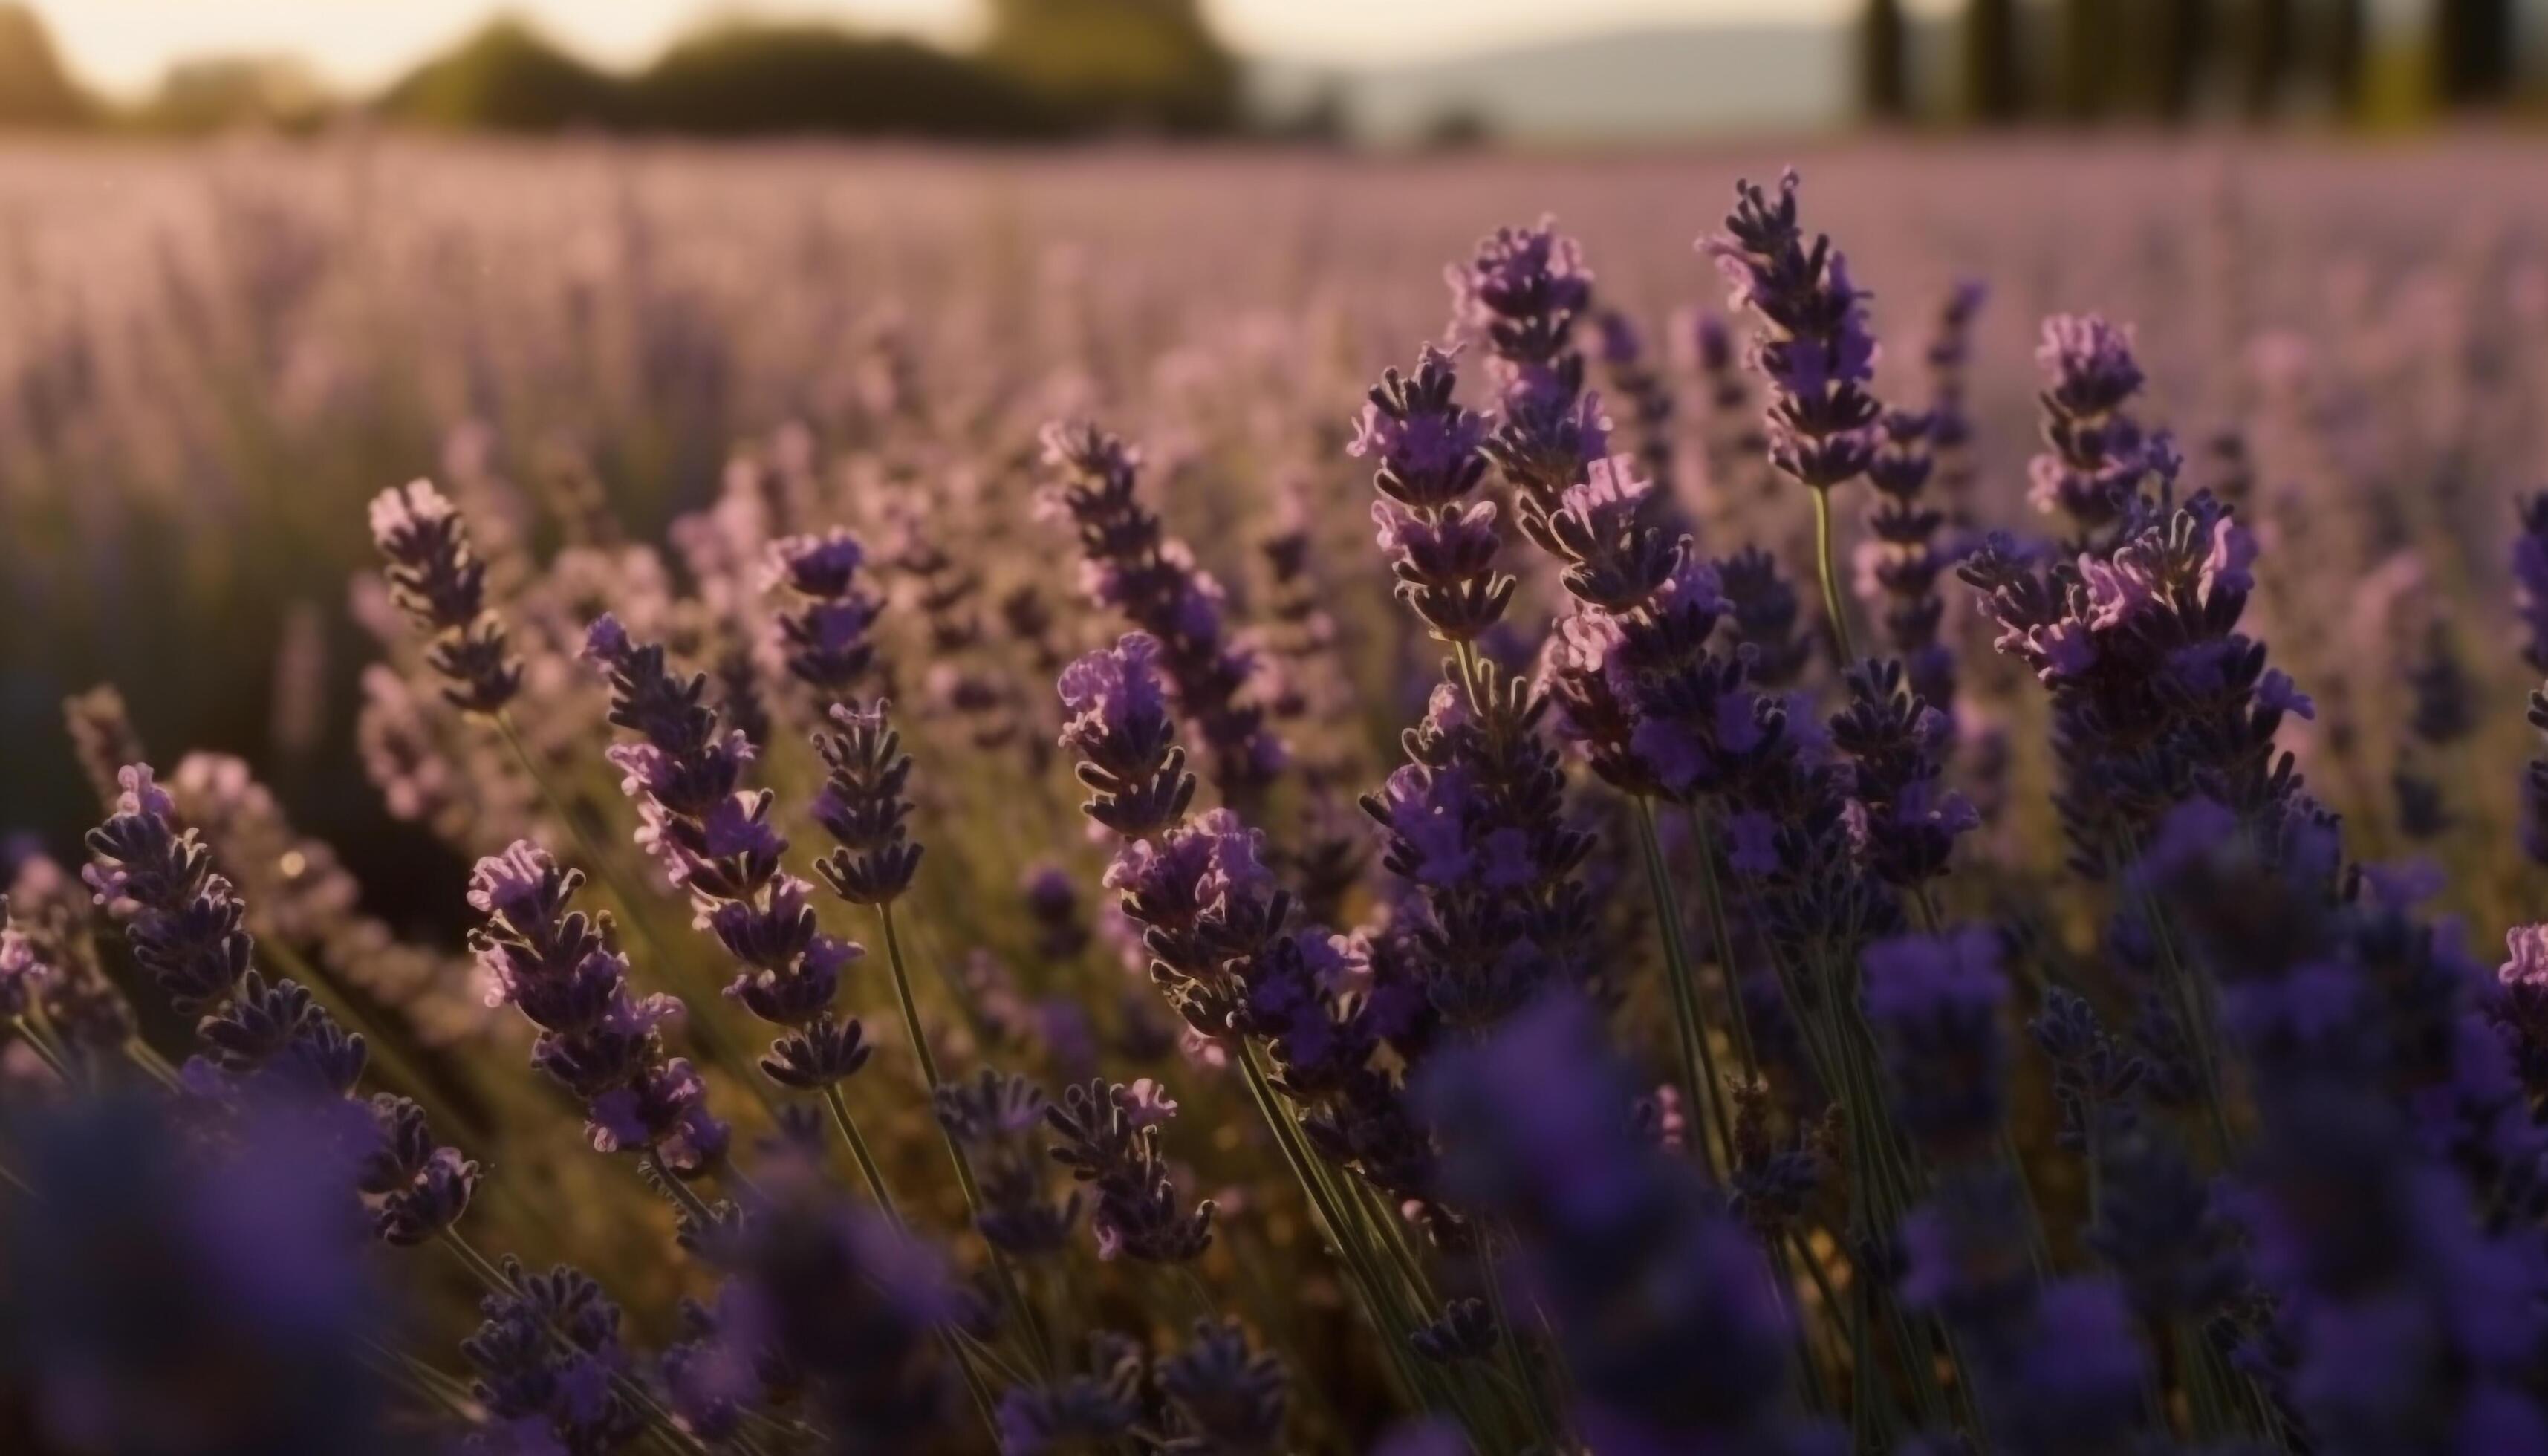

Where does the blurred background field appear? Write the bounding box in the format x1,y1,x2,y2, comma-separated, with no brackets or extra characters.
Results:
3,128,2544,932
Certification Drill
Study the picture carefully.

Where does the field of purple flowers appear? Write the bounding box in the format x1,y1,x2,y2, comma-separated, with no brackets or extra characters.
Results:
5,135,2548,1455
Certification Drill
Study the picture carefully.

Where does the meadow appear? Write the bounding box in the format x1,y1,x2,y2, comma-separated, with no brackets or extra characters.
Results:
3,134,2548,1454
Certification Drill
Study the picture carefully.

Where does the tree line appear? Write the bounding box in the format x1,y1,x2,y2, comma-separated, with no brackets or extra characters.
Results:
0,1,1243,137
1862,0,2533,123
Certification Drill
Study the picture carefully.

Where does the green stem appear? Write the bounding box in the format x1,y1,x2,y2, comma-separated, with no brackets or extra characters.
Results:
815,1087,1004,1437
1633,797,1733,1176
820,1082,905,1226
123,1038,181,1088
648,1153,719,1228
8,1015,75,1084
1684,807,1761,1080
877,903,1056,1378
1809,484,1858,667
1231,1041,1436,1418
1478,1236,1563,1449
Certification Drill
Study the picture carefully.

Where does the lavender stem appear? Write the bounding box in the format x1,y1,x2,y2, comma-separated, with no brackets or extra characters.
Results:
1810,484,1858,666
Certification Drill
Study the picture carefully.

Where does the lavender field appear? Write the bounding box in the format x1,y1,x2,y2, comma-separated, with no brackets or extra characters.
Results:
5,135,2548,1455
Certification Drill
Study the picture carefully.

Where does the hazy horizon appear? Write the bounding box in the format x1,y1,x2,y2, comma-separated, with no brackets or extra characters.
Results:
29,0,1949,97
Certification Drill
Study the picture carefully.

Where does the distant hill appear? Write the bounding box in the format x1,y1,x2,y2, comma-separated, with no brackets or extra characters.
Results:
379,18,625,131
1252,24,1852,145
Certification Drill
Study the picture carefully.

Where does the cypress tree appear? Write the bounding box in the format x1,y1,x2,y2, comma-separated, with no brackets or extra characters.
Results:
1963,0,2024,123
1862,0,1911,123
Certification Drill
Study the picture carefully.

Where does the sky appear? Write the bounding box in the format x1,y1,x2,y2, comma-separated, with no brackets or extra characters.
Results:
30,0,1903,97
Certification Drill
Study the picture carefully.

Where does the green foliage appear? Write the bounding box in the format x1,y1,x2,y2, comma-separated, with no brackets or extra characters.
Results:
0,2,92,127
378,18,625,132
141,56,334,137
366,5,1246,140
628,24,1063,139
983,0,1241,134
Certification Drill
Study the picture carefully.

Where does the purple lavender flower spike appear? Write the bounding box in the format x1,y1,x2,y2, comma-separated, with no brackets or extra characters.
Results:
1158,1319,1289,1454
1591,308,1682,507
1960,380,2324,878
2517,493,2548,673
2,854,134,1060
469,839,729,1175
2026,316,2174,545
1040,423,1285,811
1449,217,1608,513
367,478,523,712
764,528,884,701
1829,660,1978,893
1353,346,1516,644
810,700,924,907
1701,171,1881,491
1044,1076,1215,1264
1859,409,1957,712
462,1257,652,1455
935,1068,1079,1258
1059,633,1199,842
998,1334,1145,1454
85,761,476,1244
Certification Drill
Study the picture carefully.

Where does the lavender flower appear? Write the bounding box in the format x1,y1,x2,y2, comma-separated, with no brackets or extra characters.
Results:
2515,492,2548,673
1059,633,1198,841
1716,546,1815,689
1,1096,397,1454
1349,345,1514,643
86,763,477,1244
1364,680,1593,1025
1925,278,1987,526
1040,423,1284,810
2026,316,2175,545
1158,1319,1289,1455
1044,1078,1215,1264
82,764,249,1014
1593,308,1680,501
998,1334,1145,1455
368,478,524,712
468,840,729,1175
1827,660,1978,892
0,854,133,1059
1702,171,1880,491
583,616,776,897
2524,683,2548,865
935,1068,1079,1258
1021,865,1090,962
2152,811,2548,1451
1960,417,2319,874
810,701,925,907
764,528,884,701
461,1258,651,1455
717,1176,960,1452
1857,409,1957,711
1449,217,1607,508
1680,308,1769,504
